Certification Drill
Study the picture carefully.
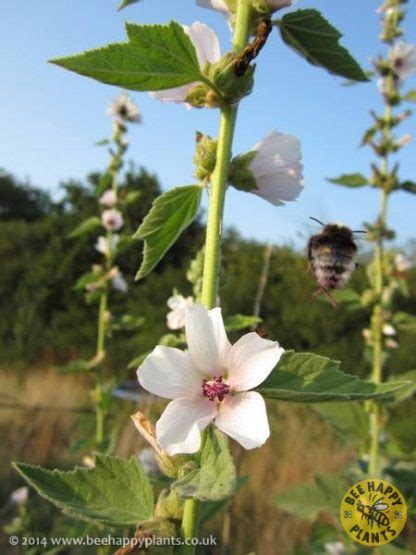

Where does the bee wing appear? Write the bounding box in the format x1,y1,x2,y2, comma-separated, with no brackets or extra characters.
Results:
374,502,388,511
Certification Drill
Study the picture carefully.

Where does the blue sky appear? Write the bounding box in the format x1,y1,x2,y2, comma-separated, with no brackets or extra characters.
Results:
1,0,415,248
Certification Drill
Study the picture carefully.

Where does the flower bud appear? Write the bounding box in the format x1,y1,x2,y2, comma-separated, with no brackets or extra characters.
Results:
193,132,218,181
208,53,254,104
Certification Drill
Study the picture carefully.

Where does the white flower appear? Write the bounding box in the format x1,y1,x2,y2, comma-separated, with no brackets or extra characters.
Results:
377,77,389,96
247,130,304,206
107,92,141,123
95,234,120,256
101,209,124,231
149,22,221,106
139,448,159,474
395,253,412,272
324,542,345,555
138,304,283,455
167,294,194,330
386,338,399,349
389,42,416,81
394,133,412,148
10,486,29,506
197,0,230,14
99,189,117,208
382,323,396,336
111,269,128,292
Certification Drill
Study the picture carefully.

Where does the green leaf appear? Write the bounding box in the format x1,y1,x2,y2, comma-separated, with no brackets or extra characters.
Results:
69,216,101,238
403,90,416,103
393,311,416,331
277,10,369,82
224,314,262,331
328,173,369,187
400,180,416,194
256,351,408,402
117,0,141,11
199,476,248,524
13,454,154,526
134,185,202,280
275,473,346,520
73,271,101,292
319,288,363,311
387,370,416,404
312,402,369,441
96,172,112,196
51,21,202,92
173,427,236,501
123,190,141,205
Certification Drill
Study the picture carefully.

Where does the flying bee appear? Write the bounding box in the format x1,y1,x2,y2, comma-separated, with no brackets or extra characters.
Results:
357,495,390,528
307,217,365,309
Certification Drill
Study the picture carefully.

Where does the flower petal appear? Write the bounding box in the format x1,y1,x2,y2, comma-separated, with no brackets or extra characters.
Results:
215,391,270,449
226,332,283,391
185,21,221,67
156,397,216,455
149,83,194,104
185,304,231,375
138,346,202,399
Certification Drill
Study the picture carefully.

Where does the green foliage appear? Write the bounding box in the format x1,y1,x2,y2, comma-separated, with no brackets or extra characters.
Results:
400,180,416,194
224,313,262,331
173,428,236,501
117,0,141,11
277,10,369,82
14,454,154,527
256,351,407,402
328,173,369,187
0,169,51,220
134,185,202,280
69,216,101,238
312,402,369,442
275,473,346,520
51,21,202,92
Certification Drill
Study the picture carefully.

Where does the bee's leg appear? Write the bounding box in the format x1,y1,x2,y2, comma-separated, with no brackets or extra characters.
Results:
323,289,338,310
310,288,323,302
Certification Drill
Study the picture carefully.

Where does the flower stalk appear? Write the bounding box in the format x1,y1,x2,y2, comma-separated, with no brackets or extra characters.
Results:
183,0,254,549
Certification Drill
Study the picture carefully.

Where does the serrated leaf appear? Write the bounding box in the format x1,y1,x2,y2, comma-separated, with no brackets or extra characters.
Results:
69,216,101,238
256,351,408,402
199,476,248,524
400,180,416,194
275,473,346,520
277,10,369,82
224,314,262,331
51,21,202,92
312,402,369,441
134,185,202,280
328,173,369,187
173,427,236,502
14,454,154,526
117,0,141,11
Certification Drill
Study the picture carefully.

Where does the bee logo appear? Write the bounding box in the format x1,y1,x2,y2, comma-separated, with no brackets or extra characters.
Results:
307,217,365,308
357,494,390,528
340,479,407,547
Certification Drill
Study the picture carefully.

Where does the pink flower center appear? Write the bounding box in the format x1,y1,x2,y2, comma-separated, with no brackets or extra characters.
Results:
202,376,230,402
394,58,404,69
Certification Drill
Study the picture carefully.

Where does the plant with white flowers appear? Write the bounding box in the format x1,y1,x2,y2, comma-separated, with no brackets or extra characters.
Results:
275,1,416,551
14,1,410,553
62,92,142,450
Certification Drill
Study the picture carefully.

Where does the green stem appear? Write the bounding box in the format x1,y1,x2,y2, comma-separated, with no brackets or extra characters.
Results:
182,1,254,551
201,0,253,309
368,110,390,476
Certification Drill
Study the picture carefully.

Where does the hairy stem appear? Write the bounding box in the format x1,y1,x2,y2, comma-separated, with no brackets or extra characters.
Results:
182,1,254,550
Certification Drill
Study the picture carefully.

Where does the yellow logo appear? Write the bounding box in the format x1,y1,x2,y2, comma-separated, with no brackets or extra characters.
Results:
340,479,407,547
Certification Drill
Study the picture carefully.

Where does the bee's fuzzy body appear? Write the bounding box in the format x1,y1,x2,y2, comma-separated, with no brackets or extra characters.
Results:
308,224,357,292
